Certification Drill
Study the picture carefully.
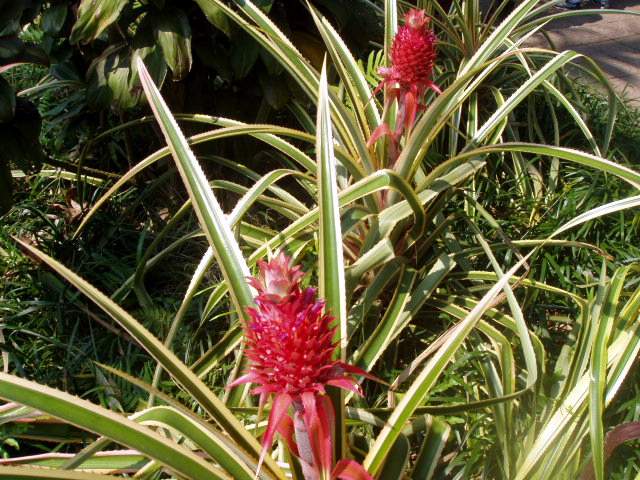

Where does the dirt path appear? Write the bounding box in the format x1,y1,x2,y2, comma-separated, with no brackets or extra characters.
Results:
528,0,640,104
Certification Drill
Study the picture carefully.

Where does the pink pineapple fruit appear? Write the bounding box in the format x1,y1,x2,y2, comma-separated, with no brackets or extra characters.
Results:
229,252,374,479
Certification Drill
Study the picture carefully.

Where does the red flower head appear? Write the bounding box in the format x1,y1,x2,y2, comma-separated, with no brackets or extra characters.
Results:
368,9,439,151
384,9,437,93
229,253,373,479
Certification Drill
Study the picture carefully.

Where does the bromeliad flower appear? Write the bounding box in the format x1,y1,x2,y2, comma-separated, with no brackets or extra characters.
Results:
248,251,305,302
229,253,373,479
368,8,439,151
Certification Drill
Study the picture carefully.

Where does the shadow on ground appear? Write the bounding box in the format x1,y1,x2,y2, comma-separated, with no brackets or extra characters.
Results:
528,1,640,103
544,0,640,26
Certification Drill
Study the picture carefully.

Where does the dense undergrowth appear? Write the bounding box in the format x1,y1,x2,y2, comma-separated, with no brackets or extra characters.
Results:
1,0,640,478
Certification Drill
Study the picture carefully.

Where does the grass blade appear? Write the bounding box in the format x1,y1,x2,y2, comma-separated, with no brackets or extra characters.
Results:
589,266,628,480
411,416,450,480
308,5,381,136
354,267,417,373
0,467,117,479
132,406,256,480
444,143,640,189
14,239,283,479
0,374,228,479
317,59,348,460
363,252,533,475
136,58,253,319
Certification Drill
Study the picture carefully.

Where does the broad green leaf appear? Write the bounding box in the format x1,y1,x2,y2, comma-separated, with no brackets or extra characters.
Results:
42,4,67,35
154,8,192,80
231,31,261,79
70,0,128,44
85,45,132,110
197,1,231,36
131,26,168,101
85,28,168,110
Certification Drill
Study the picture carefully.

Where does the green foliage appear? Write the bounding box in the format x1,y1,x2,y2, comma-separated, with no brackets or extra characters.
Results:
1,0,640,479
153,8,193,81
70,0,129,45
0,1,48,213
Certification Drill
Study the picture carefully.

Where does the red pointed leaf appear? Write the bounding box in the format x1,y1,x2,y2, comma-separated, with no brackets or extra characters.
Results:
403,90,419,131
333,362,384,383
326,378,362,395
258,393,293,475
226,371,258,389
302,392,333,476
276,415,299,457
366,123,394,148
332,459,374,480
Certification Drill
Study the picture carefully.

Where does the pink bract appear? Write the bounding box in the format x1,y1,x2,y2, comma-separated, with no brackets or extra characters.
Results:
248,250,305,301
